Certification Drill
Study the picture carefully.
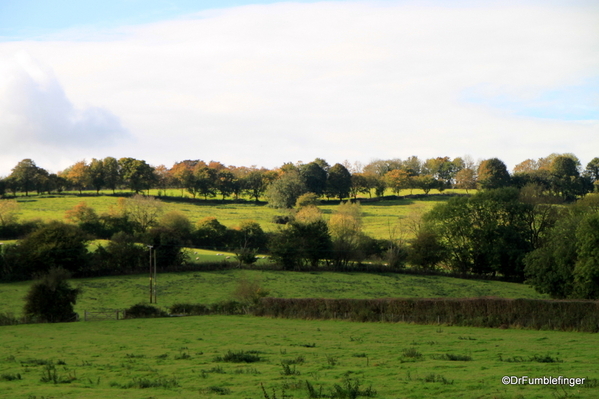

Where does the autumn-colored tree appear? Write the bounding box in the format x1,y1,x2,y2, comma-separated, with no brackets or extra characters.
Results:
384,169,411,195
64,202,99,224
64,160,90,194
0,200,19,226
454,168,477,193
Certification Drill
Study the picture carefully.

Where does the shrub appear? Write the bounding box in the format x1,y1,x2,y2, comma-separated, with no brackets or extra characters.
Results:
123,303,167,319
23,267,80,323
215,350,261,363
232,275,270,305
296,193,320,208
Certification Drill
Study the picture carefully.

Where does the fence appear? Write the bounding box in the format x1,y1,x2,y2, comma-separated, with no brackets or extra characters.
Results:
83,310,123,321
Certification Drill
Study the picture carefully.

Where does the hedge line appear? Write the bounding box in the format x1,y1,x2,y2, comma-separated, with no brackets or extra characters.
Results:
253,297,599,332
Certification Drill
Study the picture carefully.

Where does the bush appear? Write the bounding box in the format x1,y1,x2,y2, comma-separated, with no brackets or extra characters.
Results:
123,303,167,319
232,275,270,305
23,268,80,323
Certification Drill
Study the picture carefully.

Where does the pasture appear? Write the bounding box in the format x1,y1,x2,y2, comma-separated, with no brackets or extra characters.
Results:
9,189,465,239
0,269,545,318
1,315,597,398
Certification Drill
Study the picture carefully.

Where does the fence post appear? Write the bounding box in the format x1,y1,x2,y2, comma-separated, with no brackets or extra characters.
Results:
84,310,87,322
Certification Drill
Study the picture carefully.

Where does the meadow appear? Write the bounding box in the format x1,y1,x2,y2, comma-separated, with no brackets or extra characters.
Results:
1,315,598,399
9,188,464,239
0,269,545,318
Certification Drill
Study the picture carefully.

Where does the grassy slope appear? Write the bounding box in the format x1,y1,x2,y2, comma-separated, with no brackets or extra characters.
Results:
1,315,597,399
10,189,463,238
0,270,545,317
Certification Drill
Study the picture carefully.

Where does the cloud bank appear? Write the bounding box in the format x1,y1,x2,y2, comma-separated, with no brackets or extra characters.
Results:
0,1,598,175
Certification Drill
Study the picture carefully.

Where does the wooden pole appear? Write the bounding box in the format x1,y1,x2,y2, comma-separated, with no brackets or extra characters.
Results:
153,248,157,304
149,246,153,303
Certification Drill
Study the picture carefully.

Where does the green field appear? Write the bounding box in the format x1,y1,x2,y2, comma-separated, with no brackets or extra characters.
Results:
0,270,546,318
1,315,597,398
9,189,465,239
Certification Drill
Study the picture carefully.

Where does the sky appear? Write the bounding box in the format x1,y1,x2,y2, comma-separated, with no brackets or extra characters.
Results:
0,0,598,176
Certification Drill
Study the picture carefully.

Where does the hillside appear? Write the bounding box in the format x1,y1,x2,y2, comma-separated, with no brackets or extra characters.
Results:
0,269,545,317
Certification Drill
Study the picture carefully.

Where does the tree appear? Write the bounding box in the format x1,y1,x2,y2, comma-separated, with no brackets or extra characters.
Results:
194,217,228,249
88,158,105,194
118,158,156,194
64,202,99,225
103,157,120,194
550,155,586,200
299,162,327,196
477,158,510,190
425,188,532,279
0,200,19,227
524,214,579,299
24,267,80,323
123,195,163,233
193,166,218,200
328,201,363,268
10,159,39,196
408,228,446,270
266,170,307,208
16,222,90,278
384,170,411,195
158,211,193,241
572,212,599,298
414,175,439,195
64,160,90,194
326,163,352,200
349,173,371,199
584,157,599,192
216,169,236,201
243,169,268,202
454,168,476,193
269,219,332,270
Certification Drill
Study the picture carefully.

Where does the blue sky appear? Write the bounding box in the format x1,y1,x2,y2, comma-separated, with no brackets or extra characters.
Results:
0,0,598,175
0,0,321,40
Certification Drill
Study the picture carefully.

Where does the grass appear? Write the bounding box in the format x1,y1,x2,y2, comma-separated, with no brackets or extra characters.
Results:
9,188,466,239
0,269,545,317
0,315,597,398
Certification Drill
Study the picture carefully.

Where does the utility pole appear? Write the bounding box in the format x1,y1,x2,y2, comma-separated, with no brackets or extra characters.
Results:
153,247,157,304
148,245,153,303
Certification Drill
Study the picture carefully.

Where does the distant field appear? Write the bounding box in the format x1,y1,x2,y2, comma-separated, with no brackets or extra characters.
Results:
0,315,597,398
10,189,469,238
0,269,546,317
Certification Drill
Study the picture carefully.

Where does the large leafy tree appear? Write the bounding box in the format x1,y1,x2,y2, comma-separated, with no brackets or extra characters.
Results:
103,157,120,194
584,157,599,191
118,158,156,194
266,170,307,208
299,162,327,196
269,219,332,270
326,163,352,200
477,158,510,190
10,159,40,196
15,221,91,278
425,188,533,279
88,158,105,194
193,166,218,200
384,169,411,195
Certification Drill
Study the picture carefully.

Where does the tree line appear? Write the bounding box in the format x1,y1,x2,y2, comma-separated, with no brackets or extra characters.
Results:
2,153,598,205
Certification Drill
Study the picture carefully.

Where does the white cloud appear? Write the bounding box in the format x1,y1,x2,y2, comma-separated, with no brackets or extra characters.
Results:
0,1,598,175
0,51,131,174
